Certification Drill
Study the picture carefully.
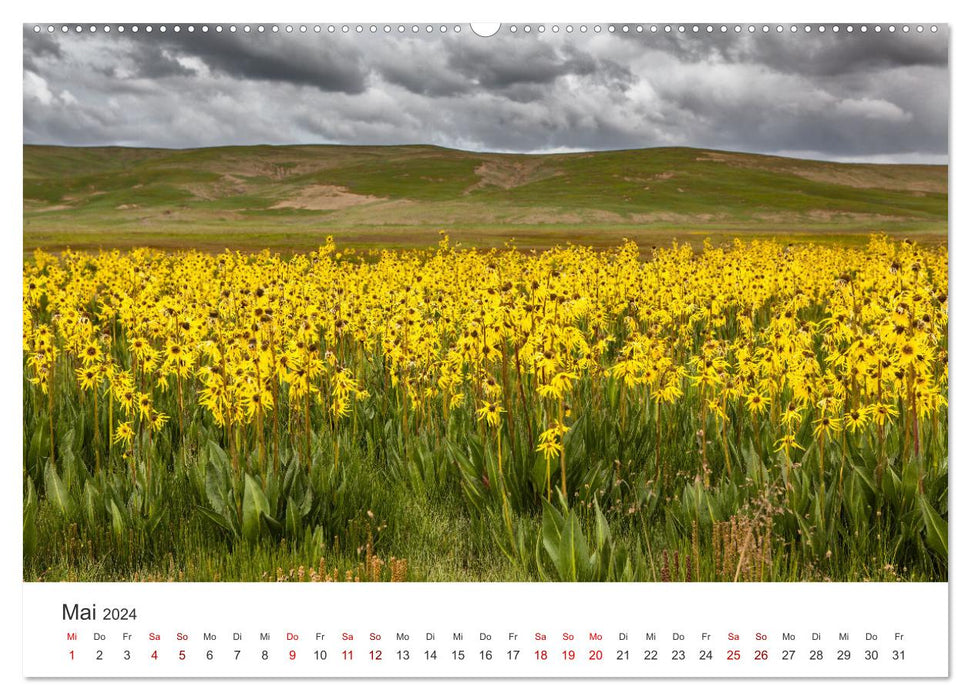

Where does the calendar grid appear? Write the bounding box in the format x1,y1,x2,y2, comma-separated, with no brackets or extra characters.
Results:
23,582,948,678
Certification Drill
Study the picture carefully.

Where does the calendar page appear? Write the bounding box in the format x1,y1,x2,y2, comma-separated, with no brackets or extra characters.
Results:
17,5,953,690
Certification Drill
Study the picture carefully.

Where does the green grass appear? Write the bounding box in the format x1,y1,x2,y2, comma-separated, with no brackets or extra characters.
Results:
24,144,947,252
24,367,947,583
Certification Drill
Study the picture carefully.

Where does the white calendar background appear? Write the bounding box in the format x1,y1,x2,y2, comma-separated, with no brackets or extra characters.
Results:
6,0,967,696
22,582,947,677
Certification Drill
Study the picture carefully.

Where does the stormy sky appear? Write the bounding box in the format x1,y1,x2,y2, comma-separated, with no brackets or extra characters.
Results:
23,24,949,163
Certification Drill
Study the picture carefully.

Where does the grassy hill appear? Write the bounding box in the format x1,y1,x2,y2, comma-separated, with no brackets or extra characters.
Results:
23,144,948,252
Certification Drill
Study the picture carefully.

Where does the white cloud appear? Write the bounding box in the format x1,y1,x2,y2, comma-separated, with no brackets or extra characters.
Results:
57,89,78,106
23,70,54,106
832,97,911,123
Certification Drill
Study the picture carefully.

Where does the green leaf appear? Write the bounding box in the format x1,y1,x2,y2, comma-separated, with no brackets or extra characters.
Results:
208,439,232,471
205,443,231,515
44,463,72,518
299,481,314,516
23,479,38,559
901,459,920,503
58,428,76,461
556,515,581,581
850,464,877,495
82,482,99,527
109,498,127,539
918,495,948,559
28,424,44,473
146,509,166,537
593,498,610,549
286,496,302,538
540,501,592,582
195,506,233,535
242,473,271,544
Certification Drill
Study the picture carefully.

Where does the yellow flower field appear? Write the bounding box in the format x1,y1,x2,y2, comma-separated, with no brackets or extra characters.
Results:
22,235,948,582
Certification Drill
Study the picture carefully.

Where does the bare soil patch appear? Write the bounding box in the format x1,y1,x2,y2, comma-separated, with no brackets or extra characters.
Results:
181,175,257,202
465,158,562,193
271,185,385,211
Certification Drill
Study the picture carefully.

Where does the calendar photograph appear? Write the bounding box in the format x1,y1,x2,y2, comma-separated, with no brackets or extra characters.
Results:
22,22,948,589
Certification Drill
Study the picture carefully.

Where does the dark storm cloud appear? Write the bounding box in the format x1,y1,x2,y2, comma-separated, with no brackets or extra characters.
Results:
22,25,949,162
444,42,597,88
630,30,947,77
158,31,370,93
735,32,947,77
22,26,61,71
23,28,61,59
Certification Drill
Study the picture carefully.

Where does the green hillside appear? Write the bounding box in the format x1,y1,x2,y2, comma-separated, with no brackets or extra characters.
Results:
23,144,947,251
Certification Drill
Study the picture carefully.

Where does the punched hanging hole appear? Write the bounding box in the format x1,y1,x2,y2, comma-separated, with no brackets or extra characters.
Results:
470,23,501,38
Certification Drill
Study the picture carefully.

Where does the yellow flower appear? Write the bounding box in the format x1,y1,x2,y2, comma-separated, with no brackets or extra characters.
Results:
539,421,569,441
536,438,563,459
745,391,769,415
150,411,168,433
137,393,152,421
80,341,101,364
775,434,803,453
812,415,841,440
780,403,802,429
113,421,134,447
75,365,99,391
476,401,504,428
872,403,898,427
843,407,870,432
